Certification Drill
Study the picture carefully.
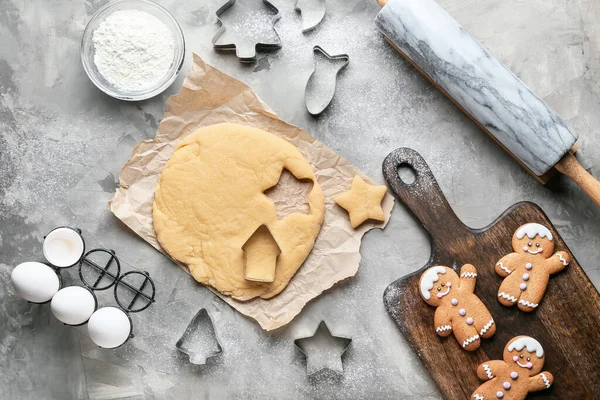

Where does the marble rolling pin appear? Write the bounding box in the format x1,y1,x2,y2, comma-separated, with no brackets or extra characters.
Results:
375,0,600,207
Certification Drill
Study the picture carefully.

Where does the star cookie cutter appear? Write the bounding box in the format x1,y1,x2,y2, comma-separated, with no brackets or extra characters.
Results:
294,321,352,376
212,0,282,63
294,0,327,33
305,45,350,116
176,308,223,365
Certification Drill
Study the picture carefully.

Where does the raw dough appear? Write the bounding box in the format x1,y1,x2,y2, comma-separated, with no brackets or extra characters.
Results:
153,123,325,300
335,175,387,228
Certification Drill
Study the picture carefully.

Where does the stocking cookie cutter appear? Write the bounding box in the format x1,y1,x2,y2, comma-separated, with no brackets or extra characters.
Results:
305,46,350,116
176,308,223,365
212,0,282,63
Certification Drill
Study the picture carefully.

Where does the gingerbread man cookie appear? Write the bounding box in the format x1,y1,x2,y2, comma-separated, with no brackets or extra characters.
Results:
495,223,570,312
471,335,553,400
419,265,496,351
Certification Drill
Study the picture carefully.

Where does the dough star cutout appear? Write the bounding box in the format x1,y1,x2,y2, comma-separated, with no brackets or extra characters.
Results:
294,321,352,376
335,175,387,228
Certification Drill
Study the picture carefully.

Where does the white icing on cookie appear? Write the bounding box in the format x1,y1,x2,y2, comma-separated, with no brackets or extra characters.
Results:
462,334,480,348
557,253,569,266
436,324,451,333
483,364,493,379
498,292,517,303
524,248,543,254
516,223,553,241
541,373,551,388
461,271,477,278
420,266,447,300
480,319,494,336
497,262,512,275
518,299,539,309
474,395,484,400
508,336,544,357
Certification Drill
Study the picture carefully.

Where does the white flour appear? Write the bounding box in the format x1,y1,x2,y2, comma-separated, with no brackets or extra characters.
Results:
92,10,175,91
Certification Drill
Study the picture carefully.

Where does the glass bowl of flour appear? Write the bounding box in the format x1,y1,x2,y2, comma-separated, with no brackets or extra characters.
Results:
81,0,185,101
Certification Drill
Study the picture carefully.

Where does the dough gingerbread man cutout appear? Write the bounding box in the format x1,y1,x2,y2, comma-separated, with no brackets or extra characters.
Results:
419,265,496,351
471,335,553,400
495,223,570,312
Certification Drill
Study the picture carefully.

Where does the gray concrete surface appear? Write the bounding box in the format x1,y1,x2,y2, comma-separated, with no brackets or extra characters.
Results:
1,0,600,399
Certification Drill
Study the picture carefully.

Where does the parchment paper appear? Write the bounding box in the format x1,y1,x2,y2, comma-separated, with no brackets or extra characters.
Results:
109,54,394,330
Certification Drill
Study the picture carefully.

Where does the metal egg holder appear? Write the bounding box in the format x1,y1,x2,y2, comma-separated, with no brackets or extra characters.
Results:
11,226,155,349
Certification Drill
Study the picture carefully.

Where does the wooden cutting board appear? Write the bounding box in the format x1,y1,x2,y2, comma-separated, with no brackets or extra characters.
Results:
382,148,600,399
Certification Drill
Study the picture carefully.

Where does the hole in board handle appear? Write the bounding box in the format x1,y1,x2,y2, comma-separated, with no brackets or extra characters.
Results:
397,163,416,185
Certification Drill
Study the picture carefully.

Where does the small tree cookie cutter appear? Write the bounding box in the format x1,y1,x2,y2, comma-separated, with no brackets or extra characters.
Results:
176,308,223,365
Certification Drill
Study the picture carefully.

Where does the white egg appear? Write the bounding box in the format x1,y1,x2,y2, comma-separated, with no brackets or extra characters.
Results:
51,286,96,325
43,227,85,268
88,307,131,349
11,262,61,303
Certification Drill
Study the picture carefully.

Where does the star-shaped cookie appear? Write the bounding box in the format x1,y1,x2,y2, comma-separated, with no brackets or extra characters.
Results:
335,175,387,228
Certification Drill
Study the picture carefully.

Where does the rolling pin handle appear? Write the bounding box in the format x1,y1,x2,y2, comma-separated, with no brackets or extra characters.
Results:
382,148,469,240
377,0,389,7
555,153,600,208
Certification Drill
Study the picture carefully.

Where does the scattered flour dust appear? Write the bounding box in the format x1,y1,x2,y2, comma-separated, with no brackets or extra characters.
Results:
92,10,175,91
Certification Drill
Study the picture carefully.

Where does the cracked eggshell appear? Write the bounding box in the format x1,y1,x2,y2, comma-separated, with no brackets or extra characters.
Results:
11,261,61,303
43,227,85,267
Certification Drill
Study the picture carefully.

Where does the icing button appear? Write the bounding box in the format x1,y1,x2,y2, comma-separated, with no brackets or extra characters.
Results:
522,273,530,281
520,283,527,291
503,382,511,390
525,263,533,270
459,308,466,316
451,298,458,306
496,391,504,399
510,371,518,379
466,317,474,325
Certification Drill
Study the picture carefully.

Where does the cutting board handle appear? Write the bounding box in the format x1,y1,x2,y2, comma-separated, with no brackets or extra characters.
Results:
383,148,469,240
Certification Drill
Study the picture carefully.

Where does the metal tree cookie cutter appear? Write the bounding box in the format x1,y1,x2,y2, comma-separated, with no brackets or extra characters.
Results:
176,308,223,365
294,0,327,33
305,45,350,116
294,321,352,376
212,0,282,63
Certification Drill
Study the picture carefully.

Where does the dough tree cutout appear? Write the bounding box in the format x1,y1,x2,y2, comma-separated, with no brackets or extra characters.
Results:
495,223,570,312
335,175,387,228
419,265,496,351
472,336,553,400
